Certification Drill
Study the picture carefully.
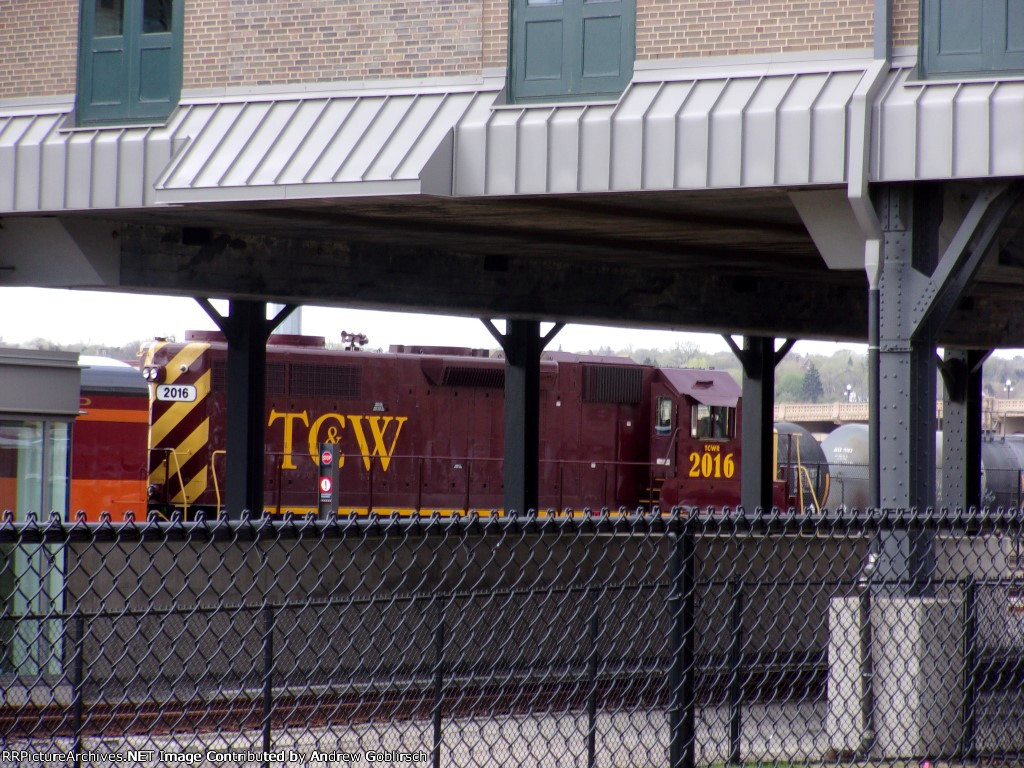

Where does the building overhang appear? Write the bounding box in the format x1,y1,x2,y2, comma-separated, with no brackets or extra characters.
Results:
4,55,1024,346
874,58,1024,182
6,54,1024,214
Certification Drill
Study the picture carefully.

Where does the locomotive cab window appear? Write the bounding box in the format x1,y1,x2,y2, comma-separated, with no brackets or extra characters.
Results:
654,397,673,435
691,404,734,440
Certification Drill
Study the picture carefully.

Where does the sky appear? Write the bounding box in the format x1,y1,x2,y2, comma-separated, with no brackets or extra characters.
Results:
0,285,871,357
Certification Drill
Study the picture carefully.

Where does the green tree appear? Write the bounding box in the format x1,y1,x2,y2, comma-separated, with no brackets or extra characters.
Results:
802,362,824,403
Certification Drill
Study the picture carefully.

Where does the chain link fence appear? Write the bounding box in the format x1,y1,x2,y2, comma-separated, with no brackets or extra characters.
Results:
1,509,1023,767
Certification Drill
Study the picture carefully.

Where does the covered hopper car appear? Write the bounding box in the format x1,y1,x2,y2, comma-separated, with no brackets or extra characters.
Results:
137,332,824,519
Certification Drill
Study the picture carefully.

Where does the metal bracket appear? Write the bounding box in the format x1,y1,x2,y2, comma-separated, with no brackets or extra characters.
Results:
483,318,564,354
722,335,795,377
908,182,1022,338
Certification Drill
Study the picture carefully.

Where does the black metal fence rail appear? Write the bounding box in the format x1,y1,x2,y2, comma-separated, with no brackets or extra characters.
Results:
1,509,1023,767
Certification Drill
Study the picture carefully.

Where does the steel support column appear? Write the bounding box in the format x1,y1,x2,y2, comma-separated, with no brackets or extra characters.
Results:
484,319,563,515
940,350,988,510
724,336,795,511
198,299,296,518
876,185,939,590
874,181,1021,588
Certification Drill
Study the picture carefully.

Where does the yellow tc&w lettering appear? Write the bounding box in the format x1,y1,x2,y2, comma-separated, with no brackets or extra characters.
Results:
268,410,408,471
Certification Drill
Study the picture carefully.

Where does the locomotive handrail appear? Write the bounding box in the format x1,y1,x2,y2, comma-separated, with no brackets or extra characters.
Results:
660,426,681,466
152,447,191,519
211,449,226,519
797,464,825,514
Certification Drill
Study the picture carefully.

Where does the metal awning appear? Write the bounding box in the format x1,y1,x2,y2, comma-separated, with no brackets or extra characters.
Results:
154,88,496,203
454,59,870,196
10,54,1024,215
874,60,1024,182
660,369,740,408
0,86,497,213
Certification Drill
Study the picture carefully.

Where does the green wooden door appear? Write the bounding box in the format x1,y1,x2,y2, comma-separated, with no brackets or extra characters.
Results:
511,0,634,102
78,0,182,125
922,0,1024,76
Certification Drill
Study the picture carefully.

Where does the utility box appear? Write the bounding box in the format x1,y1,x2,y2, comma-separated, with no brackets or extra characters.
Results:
827,596,964,759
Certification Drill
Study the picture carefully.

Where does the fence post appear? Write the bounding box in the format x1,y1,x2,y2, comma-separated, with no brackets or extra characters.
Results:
432,595,447,768
727,576,744,766
960,577,977,760
262,605,275,760
669,526,696,768
71,614,85,768
586,594,600,768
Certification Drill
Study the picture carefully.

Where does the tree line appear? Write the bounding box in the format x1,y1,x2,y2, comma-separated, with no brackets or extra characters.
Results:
5,337,1024,405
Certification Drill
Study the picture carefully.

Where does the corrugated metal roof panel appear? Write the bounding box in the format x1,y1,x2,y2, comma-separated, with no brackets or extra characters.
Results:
154,90,490,202
0,87,491,213
454,62,868,195
0,106,174,212
874,65,1024,181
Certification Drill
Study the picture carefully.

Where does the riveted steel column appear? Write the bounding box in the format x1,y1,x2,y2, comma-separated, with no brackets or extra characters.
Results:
740,337,775,512
941,350,987,510
877,185,938,591
878,186,938,510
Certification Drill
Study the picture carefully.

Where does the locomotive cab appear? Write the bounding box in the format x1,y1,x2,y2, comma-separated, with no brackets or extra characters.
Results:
651,369,741,509
651,371,828,512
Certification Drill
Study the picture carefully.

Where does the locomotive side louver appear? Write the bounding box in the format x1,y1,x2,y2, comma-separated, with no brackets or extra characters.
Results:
289,364,362,398
584,365,643,404
211,360,287,395
440,365,505,388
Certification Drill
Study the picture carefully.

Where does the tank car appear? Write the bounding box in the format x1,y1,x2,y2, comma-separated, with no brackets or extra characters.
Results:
822,423,1024,509
139,332,818,518
70,357,150,521
775,422,830,511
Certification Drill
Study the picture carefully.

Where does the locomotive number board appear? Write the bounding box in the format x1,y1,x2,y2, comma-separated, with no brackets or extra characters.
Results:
155,384,198,402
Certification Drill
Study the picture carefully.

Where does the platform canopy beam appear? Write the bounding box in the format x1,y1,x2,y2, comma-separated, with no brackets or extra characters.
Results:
198,299,296,519
484,319,563,515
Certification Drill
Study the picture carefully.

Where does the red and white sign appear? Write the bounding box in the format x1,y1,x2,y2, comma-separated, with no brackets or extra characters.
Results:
319,477,333,493
321,450,333,466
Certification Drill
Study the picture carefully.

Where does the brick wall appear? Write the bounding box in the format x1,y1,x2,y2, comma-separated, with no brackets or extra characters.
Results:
892,0,919,49
634,0,875,60
482,0,507,71
184,0,483,89
0,0,921,102
0,0,78,99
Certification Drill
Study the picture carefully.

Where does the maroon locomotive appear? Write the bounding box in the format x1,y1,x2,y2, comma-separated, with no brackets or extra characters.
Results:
139,331,815,517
